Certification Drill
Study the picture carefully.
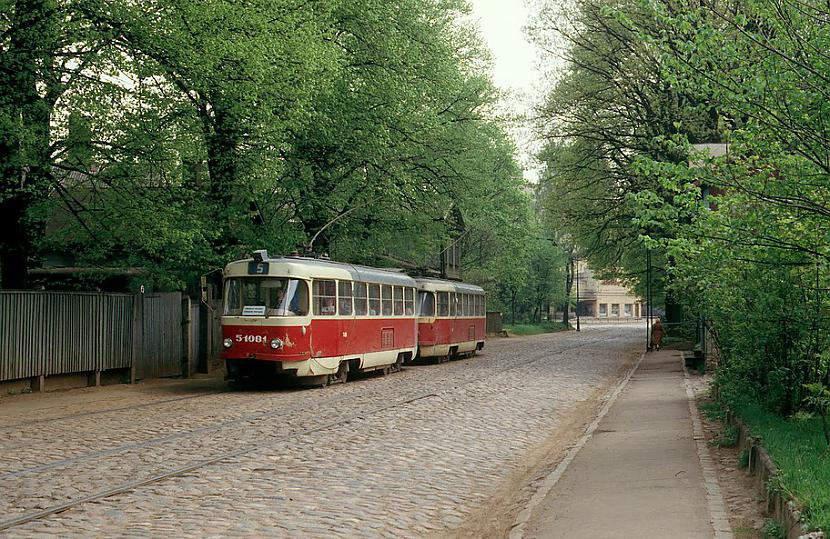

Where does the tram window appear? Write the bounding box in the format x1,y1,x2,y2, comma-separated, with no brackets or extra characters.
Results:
437,292,449,317
404,288,415,315
449,293,457,317
419,291,435,316
464,294,471,316
368,283,381,315
381,284,393,316
313,280,337,316
339,281,353,316
224,277,308,317
354,282,368,316
393,286,404,316
478,295,485,316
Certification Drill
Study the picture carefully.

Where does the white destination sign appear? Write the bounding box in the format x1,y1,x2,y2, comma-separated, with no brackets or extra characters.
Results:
242,305,266,316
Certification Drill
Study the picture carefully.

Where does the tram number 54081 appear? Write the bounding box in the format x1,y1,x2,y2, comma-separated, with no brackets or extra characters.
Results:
235,334,269,343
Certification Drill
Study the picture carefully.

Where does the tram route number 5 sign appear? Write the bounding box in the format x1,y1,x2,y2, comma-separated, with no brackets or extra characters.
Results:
248,261,270,275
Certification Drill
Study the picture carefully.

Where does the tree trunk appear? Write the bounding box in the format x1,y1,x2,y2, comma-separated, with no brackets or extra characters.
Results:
0,0,58,289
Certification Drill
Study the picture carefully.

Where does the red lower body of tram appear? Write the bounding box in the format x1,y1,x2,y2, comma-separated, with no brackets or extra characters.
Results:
416,316,485,361
222,317,417,382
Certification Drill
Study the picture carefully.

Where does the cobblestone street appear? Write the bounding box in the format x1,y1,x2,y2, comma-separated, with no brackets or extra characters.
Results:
0,326,643,538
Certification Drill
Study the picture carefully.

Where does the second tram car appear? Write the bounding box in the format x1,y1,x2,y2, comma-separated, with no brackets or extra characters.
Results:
414,278,486,362
221,251,418,385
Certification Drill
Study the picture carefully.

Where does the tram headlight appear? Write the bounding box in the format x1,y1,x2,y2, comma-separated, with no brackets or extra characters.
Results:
223,338,233,349
270,338,283,350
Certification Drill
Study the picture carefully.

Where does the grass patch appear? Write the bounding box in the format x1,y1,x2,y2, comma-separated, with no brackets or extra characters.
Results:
504,321,570,336
700,399,727,421
735,403,830,533
761,518,785,539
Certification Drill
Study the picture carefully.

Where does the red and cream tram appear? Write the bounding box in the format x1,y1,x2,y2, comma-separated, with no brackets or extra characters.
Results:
414,278,486,362
221,251,418,385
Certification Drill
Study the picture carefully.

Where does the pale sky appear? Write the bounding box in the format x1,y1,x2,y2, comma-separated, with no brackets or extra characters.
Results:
467,0,545,181
469,1,540,95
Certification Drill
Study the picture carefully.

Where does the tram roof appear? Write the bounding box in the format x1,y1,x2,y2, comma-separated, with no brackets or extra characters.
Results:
414,278,484,295
224,255,417,287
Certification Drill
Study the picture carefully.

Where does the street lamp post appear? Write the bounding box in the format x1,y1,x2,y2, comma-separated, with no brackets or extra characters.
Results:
646,249,652,352
575,258,581,332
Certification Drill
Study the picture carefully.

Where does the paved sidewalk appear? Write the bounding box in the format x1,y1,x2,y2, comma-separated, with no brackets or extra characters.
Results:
517,350,732,539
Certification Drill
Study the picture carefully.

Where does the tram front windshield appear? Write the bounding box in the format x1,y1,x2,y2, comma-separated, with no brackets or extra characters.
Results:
224,277,309,316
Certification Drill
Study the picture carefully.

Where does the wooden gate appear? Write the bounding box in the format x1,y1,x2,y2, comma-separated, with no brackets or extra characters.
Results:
137,292,183,379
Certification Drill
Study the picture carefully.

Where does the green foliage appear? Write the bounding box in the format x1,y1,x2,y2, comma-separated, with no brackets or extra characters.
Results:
733,403,830,532
803,383,830,447
700,400,726,422
711,424,738,447
2,0,531,293
467,232,568,325
738,448,749,469
533,0,830,422
504,321,570,336
761,519,785,539
531,0,711,309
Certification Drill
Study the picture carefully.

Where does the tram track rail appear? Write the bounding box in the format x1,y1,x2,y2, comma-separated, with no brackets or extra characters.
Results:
0,390,228,431
2,329,617,480
0,329,623,532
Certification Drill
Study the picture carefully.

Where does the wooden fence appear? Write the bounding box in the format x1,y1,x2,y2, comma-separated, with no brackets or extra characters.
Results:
0,290,213,389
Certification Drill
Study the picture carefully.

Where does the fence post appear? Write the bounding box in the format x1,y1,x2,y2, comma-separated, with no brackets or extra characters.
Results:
198,300,209,374
182,296,192,378
131,293,142,383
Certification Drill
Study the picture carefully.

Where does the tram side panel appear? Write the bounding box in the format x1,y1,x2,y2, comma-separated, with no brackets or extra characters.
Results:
309,317,416,369
418,316,485,359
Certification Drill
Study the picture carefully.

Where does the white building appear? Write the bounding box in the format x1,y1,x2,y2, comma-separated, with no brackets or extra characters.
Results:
575,261,644,319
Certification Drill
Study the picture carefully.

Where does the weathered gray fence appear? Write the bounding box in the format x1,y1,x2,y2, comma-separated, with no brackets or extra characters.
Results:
0,291,135,382
0,290,189,386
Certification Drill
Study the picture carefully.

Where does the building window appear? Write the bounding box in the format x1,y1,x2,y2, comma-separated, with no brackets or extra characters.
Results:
624,303,632,317
611,303,620,316
599,304,607,317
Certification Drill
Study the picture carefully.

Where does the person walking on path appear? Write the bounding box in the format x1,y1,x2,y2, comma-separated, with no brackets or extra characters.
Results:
651,319,664,351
